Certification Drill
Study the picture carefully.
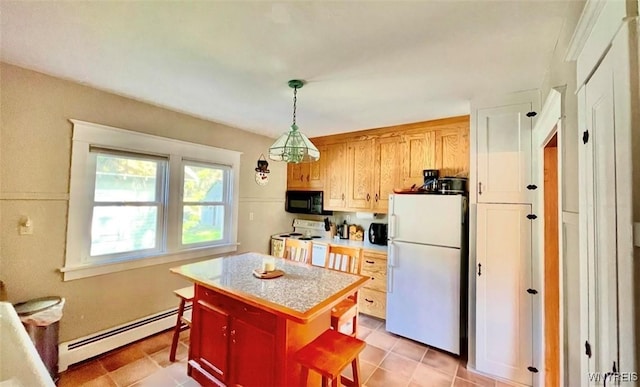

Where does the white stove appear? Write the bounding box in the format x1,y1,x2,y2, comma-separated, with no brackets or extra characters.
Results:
270,219,329,266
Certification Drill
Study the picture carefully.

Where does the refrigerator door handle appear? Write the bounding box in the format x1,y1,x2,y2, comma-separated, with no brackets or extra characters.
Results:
389,214,397,238
388,241,396,267
387,267,393,293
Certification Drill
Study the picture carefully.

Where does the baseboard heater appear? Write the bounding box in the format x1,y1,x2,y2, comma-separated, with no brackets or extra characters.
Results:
58,304,192,371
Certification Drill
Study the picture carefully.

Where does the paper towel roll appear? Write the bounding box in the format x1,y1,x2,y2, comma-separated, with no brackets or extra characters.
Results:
355,212,376,220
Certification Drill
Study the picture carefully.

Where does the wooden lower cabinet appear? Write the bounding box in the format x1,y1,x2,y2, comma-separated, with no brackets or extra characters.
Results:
231,319,275,387
189,284,332,387
358,250,387,319
191,300,230,383
190,287,277,387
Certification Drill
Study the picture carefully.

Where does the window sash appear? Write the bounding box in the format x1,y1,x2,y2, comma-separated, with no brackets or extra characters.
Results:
87,149,168,262
180,160,231,248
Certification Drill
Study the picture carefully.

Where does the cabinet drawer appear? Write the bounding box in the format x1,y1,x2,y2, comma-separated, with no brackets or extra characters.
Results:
359,288,386,319
232,301,277,333
361,257,386,292
196,286,277,332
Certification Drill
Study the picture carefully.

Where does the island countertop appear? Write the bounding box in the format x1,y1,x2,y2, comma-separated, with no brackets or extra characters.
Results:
170,252,370,323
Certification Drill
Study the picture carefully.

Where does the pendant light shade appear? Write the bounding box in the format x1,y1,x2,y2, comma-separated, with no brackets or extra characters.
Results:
268,80,320,163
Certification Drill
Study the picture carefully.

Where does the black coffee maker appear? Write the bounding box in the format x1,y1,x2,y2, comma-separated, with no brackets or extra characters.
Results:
422,169,439,192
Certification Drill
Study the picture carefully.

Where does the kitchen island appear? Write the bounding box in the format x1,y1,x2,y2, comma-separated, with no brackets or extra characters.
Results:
170,252,370,387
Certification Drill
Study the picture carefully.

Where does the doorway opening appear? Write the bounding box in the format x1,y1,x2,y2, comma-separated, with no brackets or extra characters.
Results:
544,132,559,386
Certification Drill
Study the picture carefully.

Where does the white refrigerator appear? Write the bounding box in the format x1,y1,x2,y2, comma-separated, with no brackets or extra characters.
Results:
386,193,466,355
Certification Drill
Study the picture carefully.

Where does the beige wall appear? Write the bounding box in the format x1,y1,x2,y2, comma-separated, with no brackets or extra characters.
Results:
0,63,293,341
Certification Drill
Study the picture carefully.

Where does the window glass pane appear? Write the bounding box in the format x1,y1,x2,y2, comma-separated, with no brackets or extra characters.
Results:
182,205,224,244
183,165,224,202
95,154,159,202
91,206,158,256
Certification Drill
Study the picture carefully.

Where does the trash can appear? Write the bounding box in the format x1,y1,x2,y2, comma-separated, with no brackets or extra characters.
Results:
14,296,65,382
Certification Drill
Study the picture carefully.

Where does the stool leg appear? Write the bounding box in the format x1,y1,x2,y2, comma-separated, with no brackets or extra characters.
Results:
331,377,339,387
351,357,362,387
321,376,328,387
352,312,358,337
169,299,186,362
299,366,309,387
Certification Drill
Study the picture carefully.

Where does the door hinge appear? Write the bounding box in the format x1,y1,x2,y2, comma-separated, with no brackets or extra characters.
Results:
526,288,538,294
583,130,589,144
527,214,537,220
526,111,537,117
528,366,539,373
585,340,592,358
526,184,538,190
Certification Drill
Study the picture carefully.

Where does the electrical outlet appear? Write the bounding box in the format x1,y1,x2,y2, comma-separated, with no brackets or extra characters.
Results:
249,212,254,221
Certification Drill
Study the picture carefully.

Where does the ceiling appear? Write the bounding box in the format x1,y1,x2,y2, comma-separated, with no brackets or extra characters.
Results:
0,1,579,139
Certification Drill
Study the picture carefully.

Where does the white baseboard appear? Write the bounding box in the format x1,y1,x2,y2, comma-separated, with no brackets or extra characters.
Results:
58,306,190,371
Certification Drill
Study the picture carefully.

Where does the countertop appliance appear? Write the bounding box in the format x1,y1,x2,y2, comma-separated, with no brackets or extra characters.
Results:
438,177,468,195
270,219,328,266
386,193,467,354
368,223,388,246
285,190,332,215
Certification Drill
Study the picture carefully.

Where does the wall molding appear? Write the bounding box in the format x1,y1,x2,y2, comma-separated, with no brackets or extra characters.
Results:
239,197,285,203
0,192,70,201
565,0,608,61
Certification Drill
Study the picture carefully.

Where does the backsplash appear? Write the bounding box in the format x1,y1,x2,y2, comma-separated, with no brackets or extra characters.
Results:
296,212,388,234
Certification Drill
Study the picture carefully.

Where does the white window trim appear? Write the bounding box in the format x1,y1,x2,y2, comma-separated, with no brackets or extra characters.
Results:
62,119,242,281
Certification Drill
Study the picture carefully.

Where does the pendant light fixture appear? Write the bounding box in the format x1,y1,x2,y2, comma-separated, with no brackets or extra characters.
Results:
268,80,320,163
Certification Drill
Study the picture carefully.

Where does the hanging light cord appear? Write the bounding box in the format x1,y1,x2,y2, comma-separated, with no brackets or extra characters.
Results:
292,86,297,127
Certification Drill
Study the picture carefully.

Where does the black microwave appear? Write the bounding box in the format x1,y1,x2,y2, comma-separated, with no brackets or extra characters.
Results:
285,190,332,215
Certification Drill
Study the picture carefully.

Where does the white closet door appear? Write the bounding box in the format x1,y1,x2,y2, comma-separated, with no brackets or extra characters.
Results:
476,203,533,386
477,103,533,204
581,50,619,379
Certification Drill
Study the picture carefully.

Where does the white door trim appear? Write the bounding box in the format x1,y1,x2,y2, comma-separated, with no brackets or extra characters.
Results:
532,88,564,387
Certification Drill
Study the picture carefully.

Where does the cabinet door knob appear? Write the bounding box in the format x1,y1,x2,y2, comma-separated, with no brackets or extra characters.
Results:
367,193,370,201
365,260,375,264
222,325,227,336
375,193,379,202
342,193,345,200
479,182,483,195
306,174,309,181
300,175,304,182
364,298,374,303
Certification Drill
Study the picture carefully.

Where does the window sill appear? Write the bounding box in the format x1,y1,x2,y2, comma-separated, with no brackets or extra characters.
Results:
59,243,239,281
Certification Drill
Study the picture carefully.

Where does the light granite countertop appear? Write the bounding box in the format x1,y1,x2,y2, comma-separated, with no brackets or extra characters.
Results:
170,252,369,323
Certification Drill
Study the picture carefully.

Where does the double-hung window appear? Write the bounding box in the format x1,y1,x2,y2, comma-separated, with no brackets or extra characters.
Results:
180,161,230,247
63,120,240,280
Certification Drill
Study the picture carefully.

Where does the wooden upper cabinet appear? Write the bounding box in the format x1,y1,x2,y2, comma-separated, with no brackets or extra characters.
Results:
324,142,348,210
401,131,436,188
289,116,470,212
346,139,375,209
435,128,469,178
286,152,323,190
373,137,403,212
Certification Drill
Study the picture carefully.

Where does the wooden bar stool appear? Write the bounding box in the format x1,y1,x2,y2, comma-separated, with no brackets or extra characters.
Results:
169,286,194,362
296,329,366,387
284,238,312,264
324,245,363,337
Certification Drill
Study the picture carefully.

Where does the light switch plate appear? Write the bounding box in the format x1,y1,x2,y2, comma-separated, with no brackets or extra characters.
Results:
635,222,640,247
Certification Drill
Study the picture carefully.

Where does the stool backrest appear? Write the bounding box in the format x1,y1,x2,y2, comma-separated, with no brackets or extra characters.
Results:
324,245,362,274
284,239,312,264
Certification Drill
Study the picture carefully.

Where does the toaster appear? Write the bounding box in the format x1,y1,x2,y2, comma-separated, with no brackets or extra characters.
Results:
368,223,388,246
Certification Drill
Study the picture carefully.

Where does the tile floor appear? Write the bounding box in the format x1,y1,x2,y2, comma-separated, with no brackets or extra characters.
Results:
57,314,511,387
